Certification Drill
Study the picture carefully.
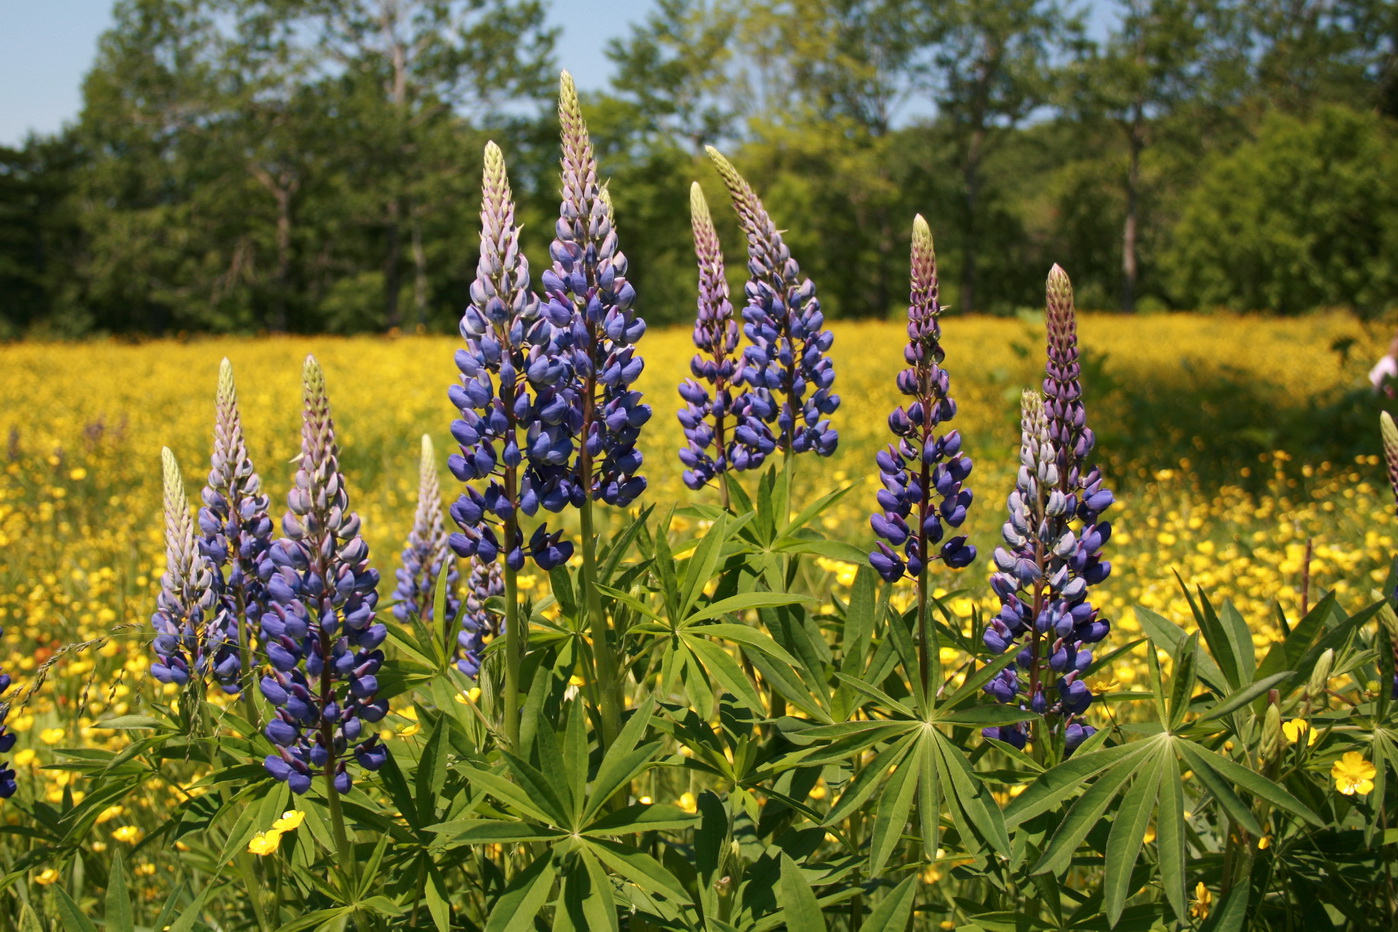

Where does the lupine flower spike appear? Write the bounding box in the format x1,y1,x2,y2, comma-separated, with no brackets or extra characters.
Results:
706,146,838,460
0,631,15,796
198,359,272,695
679,182,759,502
984,267,1113,752
458,557,504,678
153,448,232,688
448,140,576,573
870,216,976,583
393,434,460,630
258,356,387,794
545,72,651,507
870,217,976,690
1378,410,1398,697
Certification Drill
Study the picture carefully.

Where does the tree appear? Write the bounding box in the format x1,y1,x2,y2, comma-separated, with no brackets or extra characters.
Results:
1164,105,1398,314
1067,0,1245,311
918,0,1083,313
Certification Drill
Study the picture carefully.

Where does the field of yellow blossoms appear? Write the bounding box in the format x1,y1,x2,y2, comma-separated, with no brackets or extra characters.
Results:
0,310,1394,895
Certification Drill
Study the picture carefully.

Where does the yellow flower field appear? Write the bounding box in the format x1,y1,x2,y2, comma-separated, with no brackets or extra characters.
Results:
0,310,1394,812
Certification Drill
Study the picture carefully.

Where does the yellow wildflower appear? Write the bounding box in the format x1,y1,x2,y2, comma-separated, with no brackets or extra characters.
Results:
95,804,125,824
1190,882,1212,920
38,727,65,745
111,825,142,843
247,830,283,856
35,868,60,885
1332,751,1377,796
678,792,698,813
271,810,305,832
1281,719,1317,747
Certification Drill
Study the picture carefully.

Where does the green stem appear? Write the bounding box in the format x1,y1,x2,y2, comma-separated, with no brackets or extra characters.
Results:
504,551,521,751
581,500,622,750
324,767,359,902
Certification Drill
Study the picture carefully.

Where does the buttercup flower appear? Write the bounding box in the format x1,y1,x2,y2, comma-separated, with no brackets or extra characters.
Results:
1332,751,1376,796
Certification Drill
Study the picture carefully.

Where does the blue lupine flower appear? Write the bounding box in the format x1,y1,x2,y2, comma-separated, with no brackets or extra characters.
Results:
0,635,15,797
706,146,838,459
259,357,387,795
983,267,1113,750
457,556,503,678
678,182,771,488
1381,410,1398,697
448,141,577,573
870,216,975,583
197,359,272,695
153,448,235,688
544,72,651,508
394,435,460,627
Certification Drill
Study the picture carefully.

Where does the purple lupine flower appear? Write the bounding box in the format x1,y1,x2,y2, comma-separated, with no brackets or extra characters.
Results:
0,638,16,797
678,182,771,488
870,216,975,583
1380,411,1398,697
394,434,460,626
705,146,838,459
457,557,504,678
258,357,387,795
197,359,272,695
153,448,233,687
983,267,1112,751
544,72,651,507
448,141,577,573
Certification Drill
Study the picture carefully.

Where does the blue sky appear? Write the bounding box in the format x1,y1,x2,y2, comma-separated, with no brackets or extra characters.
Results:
0,0,657,146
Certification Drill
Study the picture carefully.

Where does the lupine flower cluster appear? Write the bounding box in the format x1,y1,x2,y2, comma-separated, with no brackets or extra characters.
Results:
457,557,504,678
870,216,975,582
152,448,234,687
394,434,460,627
448,141,577,573
706,147,838,459
0,645,15,797
678,182,766,488
258,356,387,794
197,359,272,694
545,73,651,507
983,267,1113,751
1380,410,1398,697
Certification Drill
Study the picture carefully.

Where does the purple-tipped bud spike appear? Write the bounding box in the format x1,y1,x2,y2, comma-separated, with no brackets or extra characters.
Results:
392,435,460,628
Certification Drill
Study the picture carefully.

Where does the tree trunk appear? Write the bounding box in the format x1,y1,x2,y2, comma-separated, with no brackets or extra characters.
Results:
1121,112,1143,314
384,194,404,330
410,204,428,330
960,126,984,315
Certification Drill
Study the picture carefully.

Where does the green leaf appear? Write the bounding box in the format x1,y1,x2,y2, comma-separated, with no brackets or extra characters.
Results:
584,837,691,902
579,849,620,932
697,623,802,667
1194,671,1294,725
1033,751,1150,875
415,715,452,827
860,875,917,932
1179,740,1321,826
584,697,658,822
779,852,827,932
1156,756,1188,922
680,512,729,617
1199,878,1250,932
686,591,817,625
869,747,919,874
164,886,213,932
584,803,696,837
825,734,916,825
53,886,99,932
105,850,134,932
430,819,565,844
450,764,561,826
484,854,557,932
1103,759,1162,926
686,634,765,713
932,730,1010,856
1005,742,1151,827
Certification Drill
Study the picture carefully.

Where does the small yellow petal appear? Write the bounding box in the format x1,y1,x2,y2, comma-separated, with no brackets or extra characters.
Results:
248,830,283,856
272,810,305,832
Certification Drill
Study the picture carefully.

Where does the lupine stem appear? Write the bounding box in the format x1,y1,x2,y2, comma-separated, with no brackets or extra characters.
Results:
504,524,521,751
581,499,622,751
324,766,357,894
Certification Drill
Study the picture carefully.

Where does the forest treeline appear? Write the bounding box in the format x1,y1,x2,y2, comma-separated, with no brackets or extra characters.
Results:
2,0,1397,337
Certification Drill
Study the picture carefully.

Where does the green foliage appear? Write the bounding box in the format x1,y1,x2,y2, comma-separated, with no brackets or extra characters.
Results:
1165,105,1398,315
